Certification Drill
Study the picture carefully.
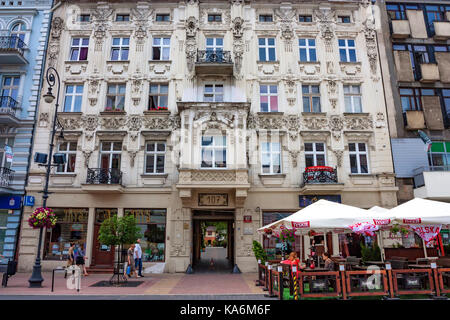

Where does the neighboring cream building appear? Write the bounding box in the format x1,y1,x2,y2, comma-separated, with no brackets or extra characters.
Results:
18,0,397,273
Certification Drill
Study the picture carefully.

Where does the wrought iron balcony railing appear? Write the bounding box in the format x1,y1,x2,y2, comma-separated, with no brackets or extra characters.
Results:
0,36,26,56
0,167,14,187
197,50,232,64
0,96,19,116
86,168,122,185
302,166,338,185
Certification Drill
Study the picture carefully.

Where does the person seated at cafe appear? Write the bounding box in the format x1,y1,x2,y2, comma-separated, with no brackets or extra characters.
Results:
322,252,334,271
282,252,306,277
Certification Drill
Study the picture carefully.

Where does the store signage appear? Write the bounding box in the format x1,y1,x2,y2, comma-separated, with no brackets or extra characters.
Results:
24,196,35,207
291,221,310,228
299,195,341,207
403,218,421,224
5,145,13,163
198,194,228,206
373,219,391,225
243,215,252,223
0,196,21,209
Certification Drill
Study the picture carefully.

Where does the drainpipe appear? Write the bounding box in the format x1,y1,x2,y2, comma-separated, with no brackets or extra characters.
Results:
14,1,55,263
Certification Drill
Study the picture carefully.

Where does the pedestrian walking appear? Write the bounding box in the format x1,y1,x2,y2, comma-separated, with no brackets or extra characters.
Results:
127,244,137,278
75,243,89,276
134,238,144,277
67,242,75,267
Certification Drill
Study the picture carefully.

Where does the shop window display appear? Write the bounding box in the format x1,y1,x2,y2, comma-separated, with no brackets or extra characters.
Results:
125,209,166,262
44,208,89,260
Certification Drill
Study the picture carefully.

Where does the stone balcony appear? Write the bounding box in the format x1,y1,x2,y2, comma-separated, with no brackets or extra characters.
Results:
0,36,28,64
195,50,233,75
413,166,450,200
391,20,411,39
420,63,440,83
404,110,426,130
433,21,450,40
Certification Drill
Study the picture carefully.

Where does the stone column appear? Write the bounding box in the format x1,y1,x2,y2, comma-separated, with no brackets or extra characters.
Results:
85,207,95,267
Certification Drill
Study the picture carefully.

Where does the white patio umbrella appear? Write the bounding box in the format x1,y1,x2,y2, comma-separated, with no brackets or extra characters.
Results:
389,198,450,226
257,199,380,236
368,206,391,262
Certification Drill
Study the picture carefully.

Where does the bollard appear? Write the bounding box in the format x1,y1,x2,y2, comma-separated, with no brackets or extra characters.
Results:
292,265,298,300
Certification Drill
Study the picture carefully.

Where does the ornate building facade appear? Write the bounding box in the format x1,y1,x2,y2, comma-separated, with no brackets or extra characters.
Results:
18,0,397,273
0,0,53,270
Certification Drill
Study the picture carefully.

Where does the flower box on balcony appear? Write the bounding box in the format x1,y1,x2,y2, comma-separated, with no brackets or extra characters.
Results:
303,166,338,184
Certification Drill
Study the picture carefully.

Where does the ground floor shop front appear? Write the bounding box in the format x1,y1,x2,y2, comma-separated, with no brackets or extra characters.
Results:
17,186,398,273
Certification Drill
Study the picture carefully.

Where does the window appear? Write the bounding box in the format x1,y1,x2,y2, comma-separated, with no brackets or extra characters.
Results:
204,84,223,102
299,15,312,22
69,38,89,61
145,142,165,173
304,142,326,167
43,208,89,260
386,3,419,20
78,14,90,22
425,5,446,34
208,14,222,22
349,143,369,174
0,137,14,169
124,209,166,262
428,142,450,170
399,88,436,112
1,76,20,101
339,39,356,62
337,16,351,23
261,142,281,174
110,37,129,61
258,38,276,61
443,89,450,122
201,136,226,168
148,84,168,110
299,38,316,62
262,212,299,260
63,84,83,112
260,85,278,112
156,14,170,22
393,44,435,80
10,21,26,46
302,85,321,113
344,85,362,113
206,37,223,52
259,15,273,22
105,84,126,111
56,142,77,173
0,210,8,263
152,37,170,61
100,142,122,171
116,14,130,22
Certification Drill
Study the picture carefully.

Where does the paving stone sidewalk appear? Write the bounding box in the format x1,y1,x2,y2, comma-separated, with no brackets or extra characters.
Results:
0,272,267,297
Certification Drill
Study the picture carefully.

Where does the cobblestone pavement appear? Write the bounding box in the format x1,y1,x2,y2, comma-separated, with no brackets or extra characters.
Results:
0,272,268,298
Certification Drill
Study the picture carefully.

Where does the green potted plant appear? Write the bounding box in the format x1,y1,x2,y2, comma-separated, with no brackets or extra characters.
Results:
252,240,268,265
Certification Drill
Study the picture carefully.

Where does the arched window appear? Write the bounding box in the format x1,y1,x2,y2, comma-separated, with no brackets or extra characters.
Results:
9,22,26,48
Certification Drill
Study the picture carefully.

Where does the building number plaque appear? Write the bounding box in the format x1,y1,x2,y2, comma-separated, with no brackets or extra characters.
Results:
198,194,228,206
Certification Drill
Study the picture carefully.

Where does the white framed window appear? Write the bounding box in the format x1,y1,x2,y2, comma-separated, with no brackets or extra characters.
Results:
156,14,170,22
204,84,223,102
100,141,122,170
0,137,15,169
110,37,129,61
299,39,316,62
259,15,273,22
349,142,369,174
337,16,351,23
302,85,321,112
56,142,77,173
261,142,281,174
258,38,276,61
339,39,356,62
63,84,83,112
145,141,166,174
1,76,20,101
152,37,170,60
260,84,278,112
208,14,222,22
201,136,226,168
304,142,326,167
116,14,130,22
105,83,126,111
344,85,362,113
10,21,26,47
206,37,223,52
149,83,168,110
69,38,89,61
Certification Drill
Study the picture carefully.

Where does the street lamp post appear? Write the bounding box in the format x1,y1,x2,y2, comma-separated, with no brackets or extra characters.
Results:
28,67,62,288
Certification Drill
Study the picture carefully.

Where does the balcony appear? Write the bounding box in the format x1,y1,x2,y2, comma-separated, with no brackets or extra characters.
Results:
195,50,233,75
0,167,14,188
413,166,450,200
300,166,344,193
404,110,425,130
0,96,20,125
81,168,124,193
0,36,28,64
433,21,450,40
419,63,440,83
391,20,411,39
